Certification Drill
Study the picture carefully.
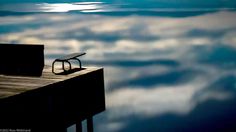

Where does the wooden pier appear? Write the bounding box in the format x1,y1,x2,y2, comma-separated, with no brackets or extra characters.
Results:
0,66,105,132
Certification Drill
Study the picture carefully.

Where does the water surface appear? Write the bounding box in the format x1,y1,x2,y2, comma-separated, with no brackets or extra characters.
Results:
1,1,236,132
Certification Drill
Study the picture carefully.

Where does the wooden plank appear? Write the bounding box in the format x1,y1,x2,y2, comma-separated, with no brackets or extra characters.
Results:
87,117,94,132
0,67,105,131
0,91,17,98
0,67,102,99
76,122,82,132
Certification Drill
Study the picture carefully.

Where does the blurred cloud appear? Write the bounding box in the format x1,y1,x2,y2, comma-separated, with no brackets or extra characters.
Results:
1,11,236,63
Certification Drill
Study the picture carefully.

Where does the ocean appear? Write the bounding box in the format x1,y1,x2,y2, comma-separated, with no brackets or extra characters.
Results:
1,1,236,132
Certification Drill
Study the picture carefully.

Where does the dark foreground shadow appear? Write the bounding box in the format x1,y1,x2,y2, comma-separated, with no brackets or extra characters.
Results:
54,68,86,75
